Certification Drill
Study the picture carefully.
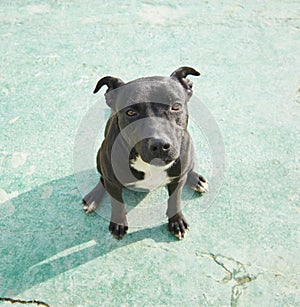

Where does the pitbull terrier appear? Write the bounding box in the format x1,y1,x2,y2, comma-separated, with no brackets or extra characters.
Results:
83,67,208,239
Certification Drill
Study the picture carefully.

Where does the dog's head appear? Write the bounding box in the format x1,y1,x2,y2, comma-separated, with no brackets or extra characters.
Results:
94,67,200,165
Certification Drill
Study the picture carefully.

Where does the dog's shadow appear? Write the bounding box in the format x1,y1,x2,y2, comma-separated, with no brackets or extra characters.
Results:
1,173,198,297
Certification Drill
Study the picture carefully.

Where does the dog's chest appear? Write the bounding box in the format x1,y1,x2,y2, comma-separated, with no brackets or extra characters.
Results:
127,156,173,191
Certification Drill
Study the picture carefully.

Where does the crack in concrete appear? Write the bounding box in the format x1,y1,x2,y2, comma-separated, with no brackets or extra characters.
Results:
209,253,234,284
202,293,209,306
195,251,261,306
0,297,50,306
139,246,263,306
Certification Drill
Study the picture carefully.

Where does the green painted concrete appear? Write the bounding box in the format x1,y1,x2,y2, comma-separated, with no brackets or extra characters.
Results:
0,1,299,306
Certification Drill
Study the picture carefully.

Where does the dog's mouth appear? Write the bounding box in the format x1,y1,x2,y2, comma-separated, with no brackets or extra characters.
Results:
138,149,178,166
131,138,180,166
149,157,175,167
130,146,177,168
130,155,175,175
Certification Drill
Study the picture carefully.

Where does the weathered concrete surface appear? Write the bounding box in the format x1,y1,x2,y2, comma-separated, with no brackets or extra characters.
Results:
0,1,299,306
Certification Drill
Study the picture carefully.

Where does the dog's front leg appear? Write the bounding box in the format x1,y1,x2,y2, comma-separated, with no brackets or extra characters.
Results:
167,179,189,239
109,197,128,239
105,181,128,239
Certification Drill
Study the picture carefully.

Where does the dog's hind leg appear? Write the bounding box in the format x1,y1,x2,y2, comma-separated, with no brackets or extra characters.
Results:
82,179,106,213
186,170,208,194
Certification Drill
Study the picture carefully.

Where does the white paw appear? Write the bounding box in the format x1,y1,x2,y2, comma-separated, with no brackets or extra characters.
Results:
83,201,97,213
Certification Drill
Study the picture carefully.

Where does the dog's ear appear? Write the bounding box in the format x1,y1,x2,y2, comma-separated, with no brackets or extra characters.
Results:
170,67,200,96
93,76,125,94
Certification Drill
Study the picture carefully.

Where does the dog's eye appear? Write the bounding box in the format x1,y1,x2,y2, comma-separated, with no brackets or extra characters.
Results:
126,109,137,117
171,103,182,111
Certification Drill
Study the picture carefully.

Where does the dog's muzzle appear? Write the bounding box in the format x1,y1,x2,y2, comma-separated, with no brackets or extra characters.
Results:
138,138,178,164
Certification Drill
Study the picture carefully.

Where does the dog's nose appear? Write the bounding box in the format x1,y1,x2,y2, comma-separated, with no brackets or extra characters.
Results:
149,139,171,153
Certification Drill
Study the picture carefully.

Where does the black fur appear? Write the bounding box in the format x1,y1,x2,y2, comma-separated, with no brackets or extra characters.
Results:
83,67,208,239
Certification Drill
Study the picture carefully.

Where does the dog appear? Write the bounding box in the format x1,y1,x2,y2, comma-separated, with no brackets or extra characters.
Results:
83,66,208,239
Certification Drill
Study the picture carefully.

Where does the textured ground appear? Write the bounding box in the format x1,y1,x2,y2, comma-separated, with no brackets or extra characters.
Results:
0,1,299,306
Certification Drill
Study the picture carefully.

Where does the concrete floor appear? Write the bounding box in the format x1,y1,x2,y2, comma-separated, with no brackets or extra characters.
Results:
0,1,299,306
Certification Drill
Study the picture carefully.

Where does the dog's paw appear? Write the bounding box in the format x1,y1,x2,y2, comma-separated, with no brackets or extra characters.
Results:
109,220,128,240
82,199,98,213
82,181,105,213
186,171,208,194
168,213,189,240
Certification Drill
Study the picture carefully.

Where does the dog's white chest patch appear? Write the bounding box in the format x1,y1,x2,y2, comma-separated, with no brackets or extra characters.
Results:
127,155,174,191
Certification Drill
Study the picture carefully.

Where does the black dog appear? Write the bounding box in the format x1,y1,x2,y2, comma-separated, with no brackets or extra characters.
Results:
83,67,208,239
